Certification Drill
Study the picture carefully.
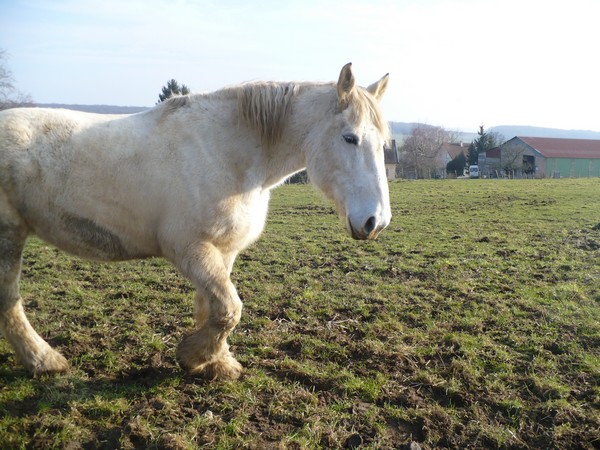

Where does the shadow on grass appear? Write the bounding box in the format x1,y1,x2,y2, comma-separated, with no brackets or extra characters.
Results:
0,360,187,418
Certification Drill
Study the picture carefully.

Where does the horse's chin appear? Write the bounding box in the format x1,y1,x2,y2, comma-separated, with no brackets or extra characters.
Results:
348,228,380,241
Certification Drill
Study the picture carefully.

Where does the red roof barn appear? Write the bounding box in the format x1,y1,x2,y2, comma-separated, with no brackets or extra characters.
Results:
490,136,600,177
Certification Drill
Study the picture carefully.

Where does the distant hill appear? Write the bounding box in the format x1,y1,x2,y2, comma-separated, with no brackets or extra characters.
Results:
390,122,423,135
390,122,476,144
37,104,149,114
489,125,600,140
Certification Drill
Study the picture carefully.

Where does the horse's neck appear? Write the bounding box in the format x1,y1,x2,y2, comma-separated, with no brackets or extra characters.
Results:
262,141,305,189
148,86,333,191
261,86,333,188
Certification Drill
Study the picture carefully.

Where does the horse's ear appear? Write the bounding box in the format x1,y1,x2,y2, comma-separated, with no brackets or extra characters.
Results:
366,73,389,101
337,62,355,108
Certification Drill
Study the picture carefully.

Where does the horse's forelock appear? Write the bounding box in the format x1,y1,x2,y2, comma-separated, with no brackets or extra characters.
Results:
237,82,298,147
348,88,390,139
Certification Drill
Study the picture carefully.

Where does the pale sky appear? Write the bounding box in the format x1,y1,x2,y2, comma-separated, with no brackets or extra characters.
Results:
2,0,599,132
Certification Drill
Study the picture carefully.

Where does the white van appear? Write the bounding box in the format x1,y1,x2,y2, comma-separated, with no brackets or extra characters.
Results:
469,165,479,179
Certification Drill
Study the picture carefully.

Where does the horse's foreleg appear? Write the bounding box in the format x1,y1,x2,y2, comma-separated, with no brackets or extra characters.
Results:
193,293,210,328
192,248,236,327
0,221,68,376
175,244,242,380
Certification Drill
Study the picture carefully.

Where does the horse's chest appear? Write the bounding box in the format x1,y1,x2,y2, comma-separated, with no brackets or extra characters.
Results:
212,191,269,251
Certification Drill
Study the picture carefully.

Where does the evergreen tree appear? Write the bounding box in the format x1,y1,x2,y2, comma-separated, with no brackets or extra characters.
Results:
473,125,490,155
157,79,190,103
466,142,478,166
469,125,505,166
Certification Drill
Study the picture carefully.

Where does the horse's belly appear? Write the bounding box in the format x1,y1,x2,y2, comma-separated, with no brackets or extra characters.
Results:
20,200,158,262
32,217,154,261
17,171,161,261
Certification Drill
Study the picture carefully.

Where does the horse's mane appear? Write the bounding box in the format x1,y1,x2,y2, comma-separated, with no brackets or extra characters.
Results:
236,82,298,147
236,81,389,146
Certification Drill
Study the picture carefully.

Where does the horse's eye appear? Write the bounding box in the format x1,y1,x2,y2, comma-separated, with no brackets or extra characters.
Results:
343,134,359,145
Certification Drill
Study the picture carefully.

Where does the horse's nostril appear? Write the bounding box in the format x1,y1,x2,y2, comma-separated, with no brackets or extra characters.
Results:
364,216,376,235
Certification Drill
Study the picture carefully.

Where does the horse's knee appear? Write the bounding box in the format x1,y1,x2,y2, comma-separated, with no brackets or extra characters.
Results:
211,294,242,332
194,288,242,331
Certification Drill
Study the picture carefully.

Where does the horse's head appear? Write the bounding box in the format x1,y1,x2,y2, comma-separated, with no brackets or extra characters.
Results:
306,63,391,240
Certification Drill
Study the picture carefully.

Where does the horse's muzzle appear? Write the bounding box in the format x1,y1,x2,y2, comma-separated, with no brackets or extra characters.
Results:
347,215,389,240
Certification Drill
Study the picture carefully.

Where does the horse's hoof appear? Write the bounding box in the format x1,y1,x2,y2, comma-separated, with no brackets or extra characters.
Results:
202,354,243,380
181,354,243,380
28,348,69,377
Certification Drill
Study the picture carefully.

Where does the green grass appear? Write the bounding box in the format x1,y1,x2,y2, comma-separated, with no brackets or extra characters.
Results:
1,179,599,449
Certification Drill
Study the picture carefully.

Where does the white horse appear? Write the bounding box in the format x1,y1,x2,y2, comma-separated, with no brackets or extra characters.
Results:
0,63,391,379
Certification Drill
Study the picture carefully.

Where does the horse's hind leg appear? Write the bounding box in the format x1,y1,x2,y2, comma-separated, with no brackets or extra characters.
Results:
0,208,69,376
175,244,243,380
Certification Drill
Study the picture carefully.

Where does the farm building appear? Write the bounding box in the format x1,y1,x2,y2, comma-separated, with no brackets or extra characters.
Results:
484,136,600,178
442,142,468,162
441,142,468,176
384,139,400,180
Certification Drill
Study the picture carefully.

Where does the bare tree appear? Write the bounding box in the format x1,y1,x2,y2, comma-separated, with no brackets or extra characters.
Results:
0,50,33,110
488,130,506,148
446,128,463,144
400,124,449,178
501,144,526,174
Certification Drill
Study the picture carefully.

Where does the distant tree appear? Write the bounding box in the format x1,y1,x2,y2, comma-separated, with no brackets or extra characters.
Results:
471,125,505,163
157,79,190,103
400,124,449,178
501,144,526,175
472,125,491,156
287,170,309,184
446,129,463,144
487,130,505,148
0,49,33,110
466,142,478,166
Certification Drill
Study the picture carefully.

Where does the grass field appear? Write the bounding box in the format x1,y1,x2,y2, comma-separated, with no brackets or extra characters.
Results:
1,179,599,449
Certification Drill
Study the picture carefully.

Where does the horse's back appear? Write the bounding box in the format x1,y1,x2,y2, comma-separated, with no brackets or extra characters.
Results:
0,108,148,260
0,108,115,166
1,107,115,145
0,108,106,198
